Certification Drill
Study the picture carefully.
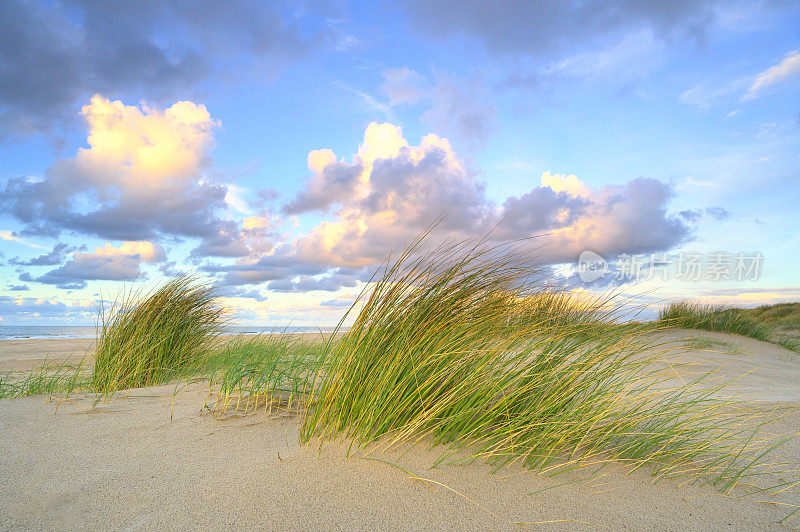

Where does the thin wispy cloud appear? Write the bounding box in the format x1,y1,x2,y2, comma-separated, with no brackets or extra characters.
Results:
380,68,496,146
743,49,800,100
334,82,397,122
0,230,47,249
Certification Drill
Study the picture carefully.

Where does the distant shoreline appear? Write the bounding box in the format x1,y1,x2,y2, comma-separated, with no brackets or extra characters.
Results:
0,325,343,341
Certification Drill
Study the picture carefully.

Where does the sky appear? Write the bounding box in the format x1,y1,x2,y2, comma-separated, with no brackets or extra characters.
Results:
0,0,799,326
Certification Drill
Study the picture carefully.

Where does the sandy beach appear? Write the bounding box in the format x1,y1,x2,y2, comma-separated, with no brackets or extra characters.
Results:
1,330,798,530
0,338,95,373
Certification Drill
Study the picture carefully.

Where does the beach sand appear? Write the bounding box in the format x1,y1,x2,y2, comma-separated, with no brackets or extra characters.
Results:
1,330,798,530
0,338,95,372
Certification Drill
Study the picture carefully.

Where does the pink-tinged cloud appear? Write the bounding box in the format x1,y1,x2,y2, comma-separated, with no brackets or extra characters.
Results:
217,122,689,288
0,95,272,258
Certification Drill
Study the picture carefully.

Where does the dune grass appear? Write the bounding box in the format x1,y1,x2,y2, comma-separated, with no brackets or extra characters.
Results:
682,336,744,356
657,301,771,341
0,332,325,402
203,333,325,416
300,233,795,491
0,361,90,399
659,300,800,355
741,302,800,330
0,279,325,401
91,277,226,394
2,234,796,500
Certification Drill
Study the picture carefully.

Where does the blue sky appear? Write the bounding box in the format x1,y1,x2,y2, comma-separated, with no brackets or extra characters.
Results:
1,0,798,326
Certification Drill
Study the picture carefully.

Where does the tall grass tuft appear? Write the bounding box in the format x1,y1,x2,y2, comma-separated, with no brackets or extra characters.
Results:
658,300,771,341
92,277,225,394
0,361,90,399
301,233,792,488
205,333,325,416
742,302,800,329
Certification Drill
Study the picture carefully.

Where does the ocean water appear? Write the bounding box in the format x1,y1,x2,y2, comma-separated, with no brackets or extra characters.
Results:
0,325,340,340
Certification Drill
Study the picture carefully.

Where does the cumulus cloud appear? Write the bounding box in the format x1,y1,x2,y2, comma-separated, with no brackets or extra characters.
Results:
190,214,277,258
21,241,165,290
0,95,269,257
507,174,689,263
288,123,491,269
0,0,327,137
218,122,688,290
743,50,800,100
298,126,687,266
283,151,363,214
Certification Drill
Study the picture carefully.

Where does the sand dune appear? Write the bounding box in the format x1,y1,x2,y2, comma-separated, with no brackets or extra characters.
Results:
1,330,798,530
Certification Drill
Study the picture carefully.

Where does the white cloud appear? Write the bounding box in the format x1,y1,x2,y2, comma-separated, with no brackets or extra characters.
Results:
743,50,800,101
210,123,688,290
250,123,688,288
547,31,663,82
0,95,274,259
680,77,749,110
0,95,226,240
92,241,166,263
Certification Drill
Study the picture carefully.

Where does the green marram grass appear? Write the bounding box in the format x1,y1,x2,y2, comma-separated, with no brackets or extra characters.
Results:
0,360,89,399
657,301,771,340
204,333,325,416
91,276,226,394
0,279,323,401
659,300,800,354
1,233,796,504
741,302,800,329
301,233,795,491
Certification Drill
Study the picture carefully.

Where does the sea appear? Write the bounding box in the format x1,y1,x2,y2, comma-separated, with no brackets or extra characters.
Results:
0,325,340,341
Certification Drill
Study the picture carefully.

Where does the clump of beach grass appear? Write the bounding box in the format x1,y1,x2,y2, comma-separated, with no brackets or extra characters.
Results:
658,301,771,341
742,302,800,330
204,333,325,416
682,336,743,356
92,276,226,394
301,232,795,491
660,300,800,355
0,360,90,399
